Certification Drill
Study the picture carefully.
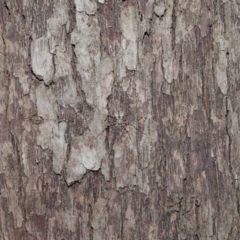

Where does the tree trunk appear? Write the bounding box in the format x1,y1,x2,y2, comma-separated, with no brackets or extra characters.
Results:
1,0,240,239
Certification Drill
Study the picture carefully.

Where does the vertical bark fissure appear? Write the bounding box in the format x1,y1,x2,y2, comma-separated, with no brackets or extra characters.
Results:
171,0,177,51
88,203,94,240
226,98,233,184
14,134,28,237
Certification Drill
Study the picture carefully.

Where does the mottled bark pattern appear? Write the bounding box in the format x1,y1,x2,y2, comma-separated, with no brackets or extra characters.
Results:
0,0,240,239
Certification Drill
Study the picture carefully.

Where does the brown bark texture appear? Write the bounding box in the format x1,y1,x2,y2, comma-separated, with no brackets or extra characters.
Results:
0,0,240,239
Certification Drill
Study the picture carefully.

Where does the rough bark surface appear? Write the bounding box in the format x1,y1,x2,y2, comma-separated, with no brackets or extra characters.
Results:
1,0,240,239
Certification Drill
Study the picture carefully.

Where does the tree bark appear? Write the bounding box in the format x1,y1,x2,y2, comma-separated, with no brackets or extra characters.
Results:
1,0,240,239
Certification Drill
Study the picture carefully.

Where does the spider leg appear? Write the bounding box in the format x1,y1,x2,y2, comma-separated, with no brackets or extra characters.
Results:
128,123,148,136
120,123,137,150
97,123,118,138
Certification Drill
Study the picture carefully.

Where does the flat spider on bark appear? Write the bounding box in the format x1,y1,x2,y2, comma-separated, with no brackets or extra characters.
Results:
102,110,146,148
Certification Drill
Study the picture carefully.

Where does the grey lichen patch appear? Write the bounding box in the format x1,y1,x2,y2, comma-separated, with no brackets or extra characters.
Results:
35,85,57,150
80,145,99,170
37,121,55,150
35,84,56,121
31,36,54,86
216,51,228,95
31,1,111,184
71,12,101,106
162,37,178,84
74,0,97,15
65,146,87,186
52,122,68,174
35,81,74,172
121,6,138,71
65,131,106,185
154,2,166,18
213,16,229,95
1,141,13,171
54,51,71,80
94,55,114,114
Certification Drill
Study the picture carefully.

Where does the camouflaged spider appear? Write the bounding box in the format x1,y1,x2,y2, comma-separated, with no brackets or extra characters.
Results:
104,110,136,148
105,110,146,137
108,110,127,126
97,109,146,140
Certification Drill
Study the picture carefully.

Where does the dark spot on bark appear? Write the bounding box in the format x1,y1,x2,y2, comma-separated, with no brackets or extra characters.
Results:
31,214,47,236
